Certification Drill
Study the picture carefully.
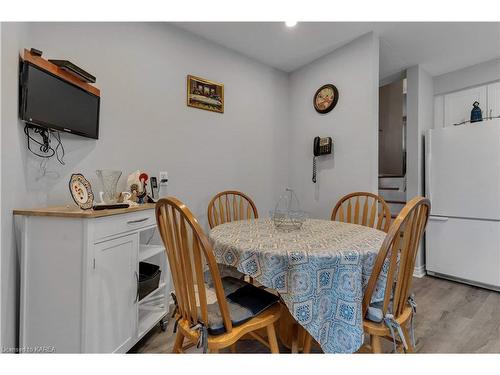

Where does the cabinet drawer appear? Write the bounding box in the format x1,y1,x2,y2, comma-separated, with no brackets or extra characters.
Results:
93,209,155,242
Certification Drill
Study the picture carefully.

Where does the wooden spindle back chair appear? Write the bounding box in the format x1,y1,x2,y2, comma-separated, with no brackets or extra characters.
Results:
156,197,280,353
331,192,392,232
207,190,258,229
303,196,430,354
361,196,430,353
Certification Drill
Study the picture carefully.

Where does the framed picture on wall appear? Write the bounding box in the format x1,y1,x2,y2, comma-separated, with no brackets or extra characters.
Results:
187,75,224,113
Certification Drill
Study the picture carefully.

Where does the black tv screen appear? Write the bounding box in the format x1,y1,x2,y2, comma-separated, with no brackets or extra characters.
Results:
20,62,100,139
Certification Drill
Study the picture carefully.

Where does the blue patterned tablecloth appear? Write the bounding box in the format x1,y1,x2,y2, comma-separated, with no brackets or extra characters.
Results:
208,218,387,353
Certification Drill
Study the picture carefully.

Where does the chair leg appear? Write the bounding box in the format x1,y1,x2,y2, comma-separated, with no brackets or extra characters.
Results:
172,331,185,353
290,323,299,353
230,343,237,353
266,323,280,353
370,334,382,353
402,326,414,353
302,333,312,353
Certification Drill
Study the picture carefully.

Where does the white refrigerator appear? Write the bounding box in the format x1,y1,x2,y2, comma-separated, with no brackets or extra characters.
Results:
425,119,500,290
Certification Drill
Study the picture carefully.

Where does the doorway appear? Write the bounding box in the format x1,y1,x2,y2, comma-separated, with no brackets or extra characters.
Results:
379,78,406,177
378,77,407,219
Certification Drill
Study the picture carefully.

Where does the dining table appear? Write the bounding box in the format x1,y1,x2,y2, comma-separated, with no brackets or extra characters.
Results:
208,217,388,354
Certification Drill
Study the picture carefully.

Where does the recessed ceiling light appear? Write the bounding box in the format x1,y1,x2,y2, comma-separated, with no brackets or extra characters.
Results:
285,21,297,28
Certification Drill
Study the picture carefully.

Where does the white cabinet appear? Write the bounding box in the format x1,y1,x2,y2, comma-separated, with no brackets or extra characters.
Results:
443,86,487,127
14,204,171,353
487,81,500,118
88,234,138,353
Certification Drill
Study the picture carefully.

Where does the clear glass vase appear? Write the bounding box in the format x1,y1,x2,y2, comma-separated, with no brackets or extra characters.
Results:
95,169,122,204
272,188,308,231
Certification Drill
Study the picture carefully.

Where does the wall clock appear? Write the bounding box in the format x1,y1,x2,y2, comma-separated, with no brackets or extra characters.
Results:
69,173,94,210
313,84,339,114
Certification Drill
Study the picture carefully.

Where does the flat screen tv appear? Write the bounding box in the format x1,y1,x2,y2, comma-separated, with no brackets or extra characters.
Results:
19,62,100,139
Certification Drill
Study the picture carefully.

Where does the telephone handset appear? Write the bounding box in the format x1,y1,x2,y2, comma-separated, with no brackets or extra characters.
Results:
312,136,333,183
313,136,332,156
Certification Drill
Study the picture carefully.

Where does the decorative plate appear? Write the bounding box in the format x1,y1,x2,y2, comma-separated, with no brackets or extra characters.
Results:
313,84,339,114
69,173,94,210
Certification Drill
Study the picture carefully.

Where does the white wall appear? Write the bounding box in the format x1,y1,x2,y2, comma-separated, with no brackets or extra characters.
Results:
434,58,500,95
406,65,434,276
288,33,379,219
1,22,30,351
0,21,2,349
1,22,290,349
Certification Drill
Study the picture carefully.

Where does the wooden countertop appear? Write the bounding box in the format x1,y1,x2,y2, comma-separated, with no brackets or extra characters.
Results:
13,203,156,218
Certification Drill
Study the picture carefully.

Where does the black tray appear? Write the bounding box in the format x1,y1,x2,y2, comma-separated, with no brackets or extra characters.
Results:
138,262,161,300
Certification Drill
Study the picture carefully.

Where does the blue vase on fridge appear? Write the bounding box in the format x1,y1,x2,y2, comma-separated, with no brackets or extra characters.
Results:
470,101,483,123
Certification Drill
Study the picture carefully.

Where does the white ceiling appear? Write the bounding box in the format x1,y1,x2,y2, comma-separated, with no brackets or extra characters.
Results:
174,22,500,79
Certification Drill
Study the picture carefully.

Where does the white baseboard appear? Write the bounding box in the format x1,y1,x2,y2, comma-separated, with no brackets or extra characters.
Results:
413,264,426,278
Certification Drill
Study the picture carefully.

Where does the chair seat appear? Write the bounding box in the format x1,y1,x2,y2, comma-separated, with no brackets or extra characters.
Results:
205,276,280,335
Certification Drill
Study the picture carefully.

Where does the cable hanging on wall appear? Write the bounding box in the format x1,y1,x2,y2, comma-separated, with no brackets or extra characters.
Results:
24,124,66,165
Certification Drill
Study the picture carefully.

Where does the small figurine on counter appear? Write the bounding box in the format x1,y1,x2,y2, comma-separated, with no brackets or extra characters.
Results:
138,173,149,204
126,170,156,204
126,171,143,203
117,191,138,206
129,183,145,204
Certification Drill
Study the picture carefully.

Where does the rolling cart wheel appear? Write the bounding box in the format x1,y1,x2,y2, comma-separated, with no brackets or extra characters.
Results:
160,317,168,332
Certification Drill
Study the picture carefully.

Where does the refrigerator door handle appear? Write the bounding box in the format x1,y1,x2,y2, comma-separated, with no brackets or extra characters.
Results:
429,216,449,222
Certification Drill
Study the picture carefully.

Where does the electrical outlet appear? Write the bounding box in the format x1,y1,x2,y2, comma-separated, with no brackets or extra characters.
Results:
159,171,168,183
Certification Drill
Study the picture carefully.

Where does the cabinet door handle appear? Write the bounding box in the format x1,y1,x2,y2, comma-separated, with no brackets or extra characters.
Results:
135,271,140,303
127,217,149,225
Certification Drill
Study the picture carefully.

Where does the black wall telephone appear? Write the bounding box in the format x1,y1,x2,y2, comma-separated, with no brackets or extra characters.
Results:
312,136,333,183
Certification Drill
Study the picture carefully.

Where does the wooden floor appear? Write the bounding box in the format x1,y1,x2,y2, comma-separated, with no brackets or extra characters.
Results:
130,275,500,354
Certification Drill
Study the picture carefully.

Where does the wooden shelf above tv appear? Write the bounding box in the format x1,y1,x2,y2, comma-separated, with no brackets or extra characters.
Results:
22,49,100,97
